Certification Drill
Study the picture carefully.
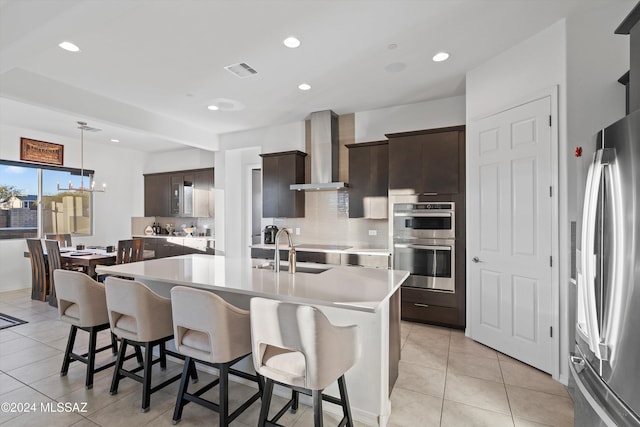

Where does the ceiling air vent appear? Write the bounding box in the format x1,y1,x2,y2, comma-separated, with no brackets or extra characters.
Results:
224,62,258,78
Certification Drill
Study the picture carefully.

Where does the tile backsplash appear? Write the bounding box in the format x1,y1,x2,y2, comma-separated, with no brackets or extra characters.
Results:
263,191,388,249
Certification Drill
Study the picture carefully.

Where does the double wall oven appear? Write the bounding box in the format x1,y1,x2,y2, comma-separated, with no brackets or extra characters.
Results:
392,202,455,292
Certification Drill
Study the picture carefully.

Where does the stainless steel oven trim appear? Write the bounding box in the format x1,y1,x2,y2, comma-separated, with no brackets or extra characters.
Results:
394,243,452,251
393,212,453,218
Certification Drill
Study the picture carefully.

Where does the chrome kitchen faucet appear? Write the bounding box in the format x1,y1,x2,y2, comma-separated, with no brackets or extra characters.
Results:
274,228,296,274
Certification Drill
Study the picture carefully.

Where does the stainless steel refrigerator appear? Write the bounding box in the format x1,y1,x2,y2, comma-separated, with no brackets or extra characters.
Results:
570,108,640,426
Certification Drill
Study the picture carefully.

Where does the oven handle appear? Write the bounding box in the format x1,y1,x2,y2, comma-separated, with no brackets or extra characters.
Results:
393,212,452,218
394,243,452,251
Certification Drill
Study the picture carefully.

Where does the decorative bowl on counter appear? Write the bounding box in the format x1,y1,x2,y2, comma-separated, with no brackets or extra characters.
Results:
183,227,195,237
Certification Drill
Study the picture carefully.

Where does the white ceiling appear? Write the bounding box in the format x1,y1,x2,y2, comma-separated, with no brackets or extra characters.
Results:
0,0,628,152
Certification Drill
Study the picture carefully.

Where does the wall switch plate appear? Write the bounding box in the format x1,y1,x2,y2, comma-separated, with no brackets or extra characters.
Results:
368,230,377,236
295,227,300,235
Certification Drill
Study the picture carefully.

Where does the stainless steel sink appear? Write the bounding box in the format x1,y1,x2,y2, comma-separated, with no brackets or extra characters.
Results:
254,263,330,274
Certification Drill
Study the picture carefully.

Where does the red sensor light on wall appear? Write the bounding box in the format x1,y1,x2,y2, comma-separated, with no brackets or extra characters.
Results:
575,147,583,157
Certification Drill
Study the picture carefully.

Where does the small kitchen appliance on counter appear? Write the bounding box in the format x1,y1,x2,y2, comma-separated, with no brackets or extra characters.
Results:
263,225,278,244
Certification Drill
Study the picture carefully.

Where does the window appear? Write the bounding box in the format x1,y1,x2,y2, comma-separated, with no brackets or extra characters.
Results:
0,160,94,240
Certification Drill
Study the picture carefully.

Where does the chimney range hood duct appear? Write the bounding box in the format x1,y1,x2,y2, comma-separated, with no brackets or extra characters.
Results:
290,110,347,191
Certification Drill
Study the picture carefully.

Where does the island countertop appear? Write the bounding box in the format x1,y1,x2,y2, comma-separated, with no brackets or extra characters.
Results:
95,254,408,313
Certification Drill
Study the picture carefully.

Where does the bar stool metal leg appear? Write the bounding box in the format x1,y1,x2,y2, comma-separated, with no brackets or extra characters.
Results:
338,375,353,427
142,342,153,412
312,390,324,427
61,325,78,376
258,378,274,427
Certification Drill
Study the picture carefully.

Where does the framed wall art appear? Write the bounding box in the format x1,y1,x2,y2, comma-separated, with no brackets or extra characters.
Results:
20,137,64,165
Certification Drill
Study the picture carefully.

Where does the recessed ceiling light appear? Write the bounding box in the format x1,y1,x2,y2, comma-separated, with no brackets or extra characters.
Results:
432,52,450,62
387,43,398,50
207,105,219,111
298,83,311,91
110,139,119,143
59,41,80,52
283,37,301,48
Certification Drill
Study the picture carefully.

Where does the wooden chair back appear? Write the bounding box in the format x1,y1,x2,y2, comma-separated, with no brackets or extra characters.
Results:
116,239,144,264
44,239,64,307
26,238,48,302
45,233,73,248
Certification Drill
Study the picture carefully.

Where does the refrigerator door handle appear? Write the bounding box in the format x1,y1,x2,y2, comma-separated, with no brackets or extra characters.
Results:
579,149,605,359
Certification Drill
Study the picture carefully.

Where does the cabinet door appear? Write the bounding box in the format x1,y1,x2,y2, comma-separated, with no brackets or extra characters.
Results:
144,174,171,216
388,138,423,192
422,131,459,194
170,175,182,216
182,174,194,217
262,156,280,218
348,142,388,218
347,146,370,218
193,169,214,218
261,152,305,218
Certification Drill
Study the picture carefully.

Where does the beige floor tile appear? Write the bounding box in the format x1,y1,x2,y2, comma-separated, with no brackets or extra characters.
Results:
513,417,554,426
506,385,574,427
0,372,24,395
0,329,23,344
1,404,86,427
448,352,503,383
28,363,93,400
441,399,514,427
449,335,498,360
388,387,442,427
0,335,44,357
87,383,177,427
292,404,371,427
0,342,61,371
396,360,446,398
7,354,69,385
0,385,53,424
444,373,510,414
69,418,101,426
400,337,449,371
500,360,569,397
410,323,452,338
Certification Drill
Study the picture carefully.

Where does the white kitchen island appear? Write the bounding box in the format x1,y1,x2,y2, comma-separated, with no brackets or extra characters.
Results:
96,254,408,426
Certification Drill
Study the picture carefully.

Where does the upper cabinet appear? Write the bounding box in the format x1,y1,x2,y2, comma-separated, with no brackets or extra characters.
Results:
387,126,465,195
144,167,214,218
260,151,306,218
144,173,171,217
346,141,388,218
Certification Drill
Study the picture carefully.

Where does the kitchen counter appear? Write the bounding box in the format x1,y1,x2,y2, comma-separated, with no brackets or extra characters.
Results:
96,254,407,425
133,234,215,242
251,243,391,257
96,254,403,312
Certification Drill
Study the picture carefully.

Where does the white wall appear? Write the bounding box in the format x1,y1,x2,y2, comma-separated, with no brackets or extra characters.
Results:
0,123,147,292
143,148,215,174
466,1,632,383
355,95,466,142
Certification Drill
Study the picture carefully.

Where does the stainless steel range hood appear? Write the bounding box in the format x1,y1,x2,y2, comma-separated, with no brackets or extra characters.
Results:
290,110,348,191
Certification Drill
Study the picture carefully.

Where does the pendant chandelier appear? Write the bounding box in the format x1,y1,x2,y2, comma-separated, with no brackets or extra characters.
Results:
57,121,106,193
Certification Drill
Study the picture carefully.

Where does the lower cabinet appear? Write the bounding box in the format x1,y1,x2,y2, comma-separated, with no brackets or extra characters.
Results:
400,287,464,328
143,237,214,259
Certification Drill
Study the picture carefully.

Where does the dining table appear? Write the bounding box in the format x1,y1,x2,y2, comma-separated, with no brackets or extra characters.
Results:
24,247,118,278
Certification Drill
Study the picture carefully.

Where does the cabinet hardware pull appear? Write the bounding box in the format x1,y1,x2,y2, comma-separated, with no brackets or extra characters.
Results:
413,303,430,308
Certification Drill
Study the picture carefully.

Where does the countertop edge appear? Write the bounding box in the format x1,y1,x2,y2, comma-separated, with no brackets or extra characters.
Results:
251,244,390,256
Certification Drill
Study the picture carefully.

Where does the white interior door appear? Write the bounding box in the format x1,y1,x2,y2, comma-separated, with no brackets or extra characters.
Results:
467,96,554,373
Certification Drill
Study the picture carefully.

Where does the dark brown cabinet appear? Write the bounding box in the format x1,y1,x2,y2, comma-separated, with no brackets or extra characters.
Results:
144,174,171,217
260,151,306,218
144,168,214,218
387,126,464,195
346,141,388,218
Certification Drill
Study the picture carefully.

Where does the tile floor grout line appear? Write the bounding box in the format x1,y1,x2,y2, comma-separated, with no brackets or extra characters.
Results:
496,352,517,427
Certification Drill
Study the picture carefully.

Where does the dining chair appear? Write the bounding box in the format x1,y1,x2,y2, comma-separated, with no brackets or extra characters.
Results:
45,233,73,248
26,238,48,302
250,297,361,427
115,238,144,264
45,239,84,307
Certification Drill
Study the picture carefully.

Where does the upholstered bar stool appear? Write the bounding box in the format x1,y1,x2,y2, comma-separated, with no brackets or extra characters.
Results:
250,297,361,427
54,270,120,389
170,286,262,426
105,277,188,412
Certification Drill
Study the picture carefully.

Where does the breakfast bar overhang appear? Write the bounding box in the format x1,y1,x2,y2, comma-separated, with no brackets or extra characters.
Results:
96,254,408,426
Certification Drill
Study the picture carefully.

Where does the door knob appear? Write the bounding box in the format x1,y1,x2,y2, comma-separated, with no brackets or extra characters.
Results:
472,256,480,263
